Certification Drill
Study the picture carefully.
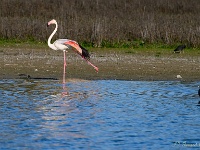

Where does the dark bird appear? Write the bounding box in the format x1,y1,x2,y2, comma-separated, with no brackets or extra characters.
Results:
18,74,58,80
174,45,186,53
198,86,200,105
198,86,200,97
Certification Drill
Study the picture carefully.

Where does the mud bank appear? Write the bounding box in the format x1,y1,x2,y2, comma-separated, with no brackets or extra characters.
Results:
1,47,200,81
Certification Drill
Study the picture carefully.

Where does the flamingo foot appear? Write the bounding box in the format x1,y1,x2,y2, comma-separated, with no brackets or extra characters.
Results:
62,91,69,96
94,66,99,73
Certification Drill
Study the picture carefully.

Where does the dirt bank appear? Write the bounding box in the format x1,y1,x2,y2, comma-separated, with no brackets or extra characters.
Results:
1,46,200,81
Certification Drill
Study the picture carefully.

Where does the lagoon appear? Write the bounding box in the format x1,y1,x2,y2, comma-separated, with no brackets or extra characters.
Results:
0,79,200,149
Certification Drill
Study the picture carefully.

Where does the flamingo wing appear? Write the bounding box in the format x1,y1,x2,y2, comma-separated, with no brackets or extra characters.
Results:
63,40,90,59
53,39,71,50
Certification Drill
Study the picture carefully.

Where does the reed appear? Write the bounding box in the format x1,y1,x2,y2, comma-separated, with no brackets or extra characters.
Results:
0,0,199,48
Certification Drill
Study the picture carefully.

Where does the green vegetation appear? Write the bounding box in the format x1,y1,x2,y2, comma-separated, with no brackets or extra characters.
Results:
0,38,46,49
1,38,200,53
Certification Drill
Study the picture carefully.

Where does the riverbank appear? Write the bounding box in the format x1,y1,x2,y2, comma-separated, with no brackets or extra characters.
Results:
1,45,200,81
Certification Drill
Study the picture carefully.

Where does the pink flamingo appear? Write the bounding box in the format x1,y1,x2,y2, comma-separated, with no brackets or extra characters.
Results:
47,19,98,88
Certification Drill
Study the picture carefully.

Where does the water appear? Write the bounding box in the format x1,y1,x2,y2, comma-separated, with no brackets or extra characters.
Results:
0,79,200,149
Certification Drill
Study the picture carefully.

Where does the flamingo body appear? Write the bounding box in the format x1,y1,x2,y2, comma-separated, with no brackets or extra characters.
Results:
47,19,98,87
47,19,91,59
53,39,70,51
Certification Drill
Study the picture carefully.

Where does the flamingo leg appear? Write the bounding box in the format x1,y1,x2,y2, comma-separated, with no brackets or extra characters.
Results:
82,57,99,72
86,60,99,72
62,50,69,96
63,50,66,84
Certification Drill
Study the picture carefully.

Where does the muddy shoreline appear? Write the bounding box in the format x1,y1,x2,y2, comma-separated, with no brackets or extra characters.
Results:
1,47,200,81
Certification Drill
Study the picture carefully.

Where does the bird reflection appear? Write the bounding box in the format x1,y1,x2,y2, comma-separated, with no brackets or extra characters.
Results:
62,82,69,96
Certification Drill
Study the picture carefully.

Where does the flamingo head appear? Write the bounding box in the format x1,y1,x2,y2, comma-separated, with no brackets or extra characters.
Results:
47,19,57,27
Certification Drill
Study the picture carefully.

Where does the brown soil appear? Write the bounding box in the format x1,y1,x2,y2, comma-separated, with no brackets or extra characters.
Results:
1,47,200,81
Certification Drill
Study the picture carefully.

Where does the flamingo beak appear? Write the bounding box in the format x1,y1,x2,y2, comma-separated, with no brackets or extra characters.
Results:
47,23,49,27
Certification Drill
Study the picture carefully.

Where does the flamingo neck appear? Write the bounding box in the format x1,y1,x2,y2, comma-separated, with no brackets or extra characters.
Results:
48,22,58,50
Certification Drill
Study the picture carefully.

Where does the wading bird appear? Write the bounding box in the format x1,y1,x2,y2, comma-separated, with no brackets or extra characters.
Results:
47,19,98,87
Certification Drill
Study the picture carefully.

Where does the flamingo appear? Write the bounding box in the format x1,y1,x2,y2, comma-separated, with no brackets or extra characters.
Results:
47,19,98,87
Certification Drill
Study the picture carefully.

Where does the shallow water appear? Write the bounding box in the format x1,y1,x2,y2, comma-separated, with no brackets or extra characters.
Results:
0,79,200,149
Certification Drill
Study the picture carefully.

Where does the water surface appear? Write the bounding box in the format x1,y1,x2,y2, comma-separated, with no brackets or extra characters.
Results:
0,79,200,149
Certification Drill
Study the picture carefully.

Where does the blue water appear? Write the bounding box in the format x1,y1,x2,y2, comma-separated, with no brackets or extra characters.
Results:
0,79,200,149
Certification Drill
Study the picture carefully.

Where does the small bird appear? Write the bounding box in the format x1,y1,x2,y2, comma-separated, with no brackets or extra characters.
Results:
47,19,98,86
174,45,186,53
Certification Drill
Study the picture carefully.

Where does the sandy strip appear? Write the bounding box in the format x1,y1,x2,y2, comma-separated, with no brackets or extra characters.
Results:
1,47,200,81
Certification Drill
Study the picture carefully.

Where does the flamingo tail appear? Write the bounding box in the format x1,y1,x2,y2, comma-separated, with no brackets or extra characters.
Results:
79,45,90,60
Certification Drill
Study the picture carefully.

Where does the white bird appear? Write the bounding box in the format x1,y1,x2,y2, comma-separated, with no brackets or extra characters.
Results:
47,19,98,86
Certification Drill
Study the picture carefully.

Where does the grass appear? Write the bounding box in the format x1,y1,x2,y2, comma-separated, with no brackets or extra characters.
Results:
0,39,200,57
0,38,47,49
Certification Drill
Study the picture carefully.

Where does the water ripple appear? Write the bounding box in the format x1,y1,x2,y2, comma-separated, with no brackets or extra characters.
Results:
0,79,200,149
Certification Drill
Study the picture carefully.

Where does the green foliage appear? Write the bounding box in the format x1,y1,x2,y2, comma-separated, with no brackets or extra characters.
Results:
0,38,46,49
0,38,199,52
80,41,94,47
